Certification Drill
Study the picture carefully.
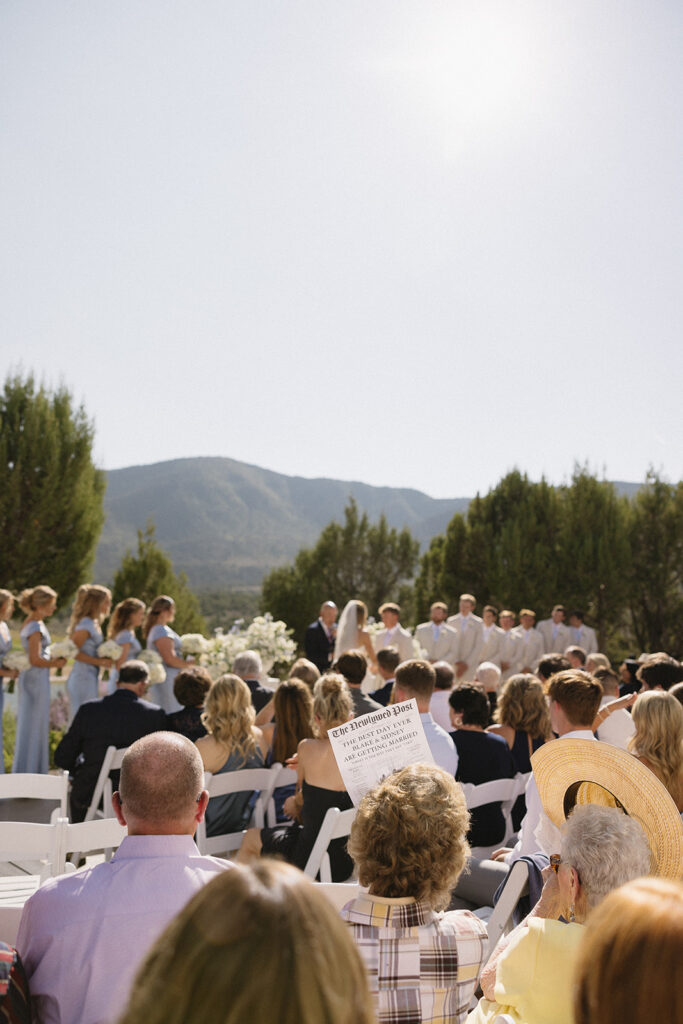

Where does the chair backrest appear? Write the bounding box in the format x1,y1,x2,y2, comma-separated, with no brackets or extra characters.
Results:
303,806,357,884
83,746,128,822
0,821,61,883
0,772,69,818
483,859,530,965
57,817,128,875
461,774,529,853
195,767,280,857
266,765,298,826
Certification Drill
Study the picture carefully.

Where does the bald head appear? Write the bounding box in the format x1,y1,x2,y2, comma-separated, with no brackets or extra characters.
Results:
117,732,204,832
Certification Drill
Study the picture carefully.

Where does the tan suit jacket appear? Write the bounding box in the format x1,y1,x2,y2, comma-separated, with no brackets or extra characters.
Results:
373,625,414,664
571,624,598,655
537,619,572,654
446,613,483,680
414,622,459,664
498,630,522,681
479,624,505,666
512,626,545,672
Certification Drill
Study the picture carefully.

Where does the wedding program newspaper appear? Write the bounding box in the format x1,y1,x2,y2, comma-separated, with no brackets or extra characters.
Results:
328,698,435,806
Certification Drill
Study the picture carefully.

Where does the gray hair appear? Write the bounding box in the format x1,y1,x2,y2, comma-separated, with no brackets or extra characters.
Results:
475,661,502,691
233,649,263,680
561,804,651,910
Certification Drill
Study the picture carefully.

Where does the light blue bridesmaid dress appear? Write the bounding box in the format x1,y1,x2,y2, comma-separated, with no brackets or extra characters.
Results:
12,620,51,774
0,621,12,774
107,628,142,694
67,616,102,721
147,623,183,713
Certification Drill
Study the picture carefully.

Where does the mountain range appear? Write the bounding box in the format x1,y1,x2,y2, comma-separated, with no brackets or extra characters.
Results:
93,457,472,589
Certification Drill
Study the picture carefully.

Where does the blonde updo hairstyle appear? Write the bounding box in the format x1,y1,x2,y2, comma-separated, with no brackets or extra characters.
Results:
202,674,257,762
313,673,353,732
68,584,112,634
18,585,58,615
0,589,13,618
348,763,470,911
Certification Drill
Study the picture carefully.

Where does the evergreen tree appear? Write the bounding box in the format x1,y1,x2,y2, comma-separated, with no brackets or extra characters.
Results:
0,373,105,602
111,521,206,635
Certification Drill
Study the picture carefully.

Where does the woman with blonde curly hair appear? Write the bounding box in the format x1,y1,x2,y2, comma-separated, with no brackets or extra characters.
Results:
118,860,376,1024
488,673,552,828
238,673,354,880
195,674,269,837
629,689,683,811
340,763,487,1024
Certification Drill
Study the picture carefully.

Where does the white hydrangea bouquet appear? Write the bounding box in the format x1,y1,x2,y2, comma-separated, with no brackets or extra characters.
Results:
243,614,297,674
97,640,123,681
180,633,208,659
47,638,78,676
2,649,29,691
200,628,247,681
137,649,167,684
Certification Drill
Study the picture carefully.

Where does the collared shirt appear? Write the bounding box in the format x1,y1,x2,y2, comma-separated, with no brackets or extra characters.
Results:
17,835,230,1024
341,892,487,1024
506,729,596,864
420,712,458,775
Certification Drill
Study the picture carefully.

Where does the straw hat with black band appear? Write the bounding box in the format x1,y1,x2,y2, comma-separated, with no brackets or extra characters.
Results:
531,738,683,879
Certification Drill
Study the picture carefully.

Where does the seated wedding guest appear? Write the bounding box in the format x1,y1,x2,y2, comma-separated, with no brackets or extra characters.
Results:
18,733,229,1024
619,656,641,695
255,657,320,726
118,860,375,1024
196,675,269,838
335,651,381,719
260,679,315,821
585,652,610,673
449,684,515,848
473,660,501,722
629,689,683,811
429,659,456,731
536,653,570,689
54,660,166,821
636,651,683,692
564,644,587,669
394,659,458,774
670,681,683,708
487,673,552,831
369,647,400,706
468,805,652,1024
340,764,487,1024
592,666,635,750
574,877,683,1024
238,674,354,881
0,941,31,1023
166,666,212,741
232,649,272,714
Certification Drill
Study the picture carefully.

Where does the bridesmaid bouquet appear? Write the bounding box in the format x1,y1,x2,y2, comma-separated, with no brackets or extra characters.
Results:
2,650,30,692
98,639,123,681
180,633,208,659
47,638,78,676
138,649,166,684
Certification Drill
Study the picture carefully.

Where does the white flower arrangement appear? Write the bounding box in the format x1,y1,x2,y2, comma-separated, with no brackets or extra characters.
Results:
199,630,246,681
2,650,29,672
137,649,167,684
98,640,123,662
180,633,208,658
48,639,78,662
243,614,297,674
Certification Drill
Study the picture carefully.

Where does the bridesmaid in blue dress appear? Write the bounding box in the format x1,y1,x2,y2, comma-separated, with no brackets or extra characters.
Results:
12,586,66,774
66,584,114,721
106,597,145,694
0,590,21,774
144,595,193,714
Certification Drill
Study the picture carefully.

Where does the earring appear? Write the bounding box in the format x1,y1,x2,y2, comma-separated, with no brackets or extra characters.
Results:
569,904,576,923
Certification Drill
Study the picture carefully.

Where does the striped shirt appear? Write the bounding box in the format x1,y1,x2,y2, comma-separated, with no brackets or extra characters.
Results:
340,893,487,1023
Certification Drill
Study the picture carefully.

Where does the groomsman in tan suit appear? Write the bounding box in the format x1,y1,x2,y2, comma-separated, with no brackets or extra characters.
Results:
373,602,414,664
447,593,483,680
415,602,459,665
568,610,598,655
513,608,545,673
537,604,572,654
498,610,522,681
479,605,504,666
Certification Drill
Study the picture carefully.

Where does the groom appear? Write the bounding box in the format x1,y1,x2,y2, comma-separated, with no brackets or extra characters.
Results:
304,601,337,674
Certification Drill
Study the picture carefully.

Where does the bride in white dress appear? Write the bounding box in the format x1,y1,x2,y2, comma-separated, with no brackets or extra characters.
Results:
333,599,378,674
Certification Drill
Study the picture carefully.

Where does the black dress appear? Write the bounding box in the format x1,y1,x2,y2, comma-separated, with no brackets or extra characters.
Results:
451,730,516,847
260,781,353,881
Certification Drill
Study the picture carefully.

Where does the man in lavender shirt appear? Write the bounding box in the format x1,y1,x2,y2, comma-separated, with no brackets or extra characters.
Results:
17,732,230,1024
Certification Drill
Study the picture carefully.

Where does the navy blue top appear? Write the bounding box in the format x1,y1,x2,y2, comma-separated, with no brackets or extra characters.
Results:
451,729,516,847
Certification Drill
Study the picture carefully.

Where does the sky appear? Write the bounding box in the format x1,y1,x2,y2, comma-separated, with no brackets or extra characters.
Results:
1,0,681,499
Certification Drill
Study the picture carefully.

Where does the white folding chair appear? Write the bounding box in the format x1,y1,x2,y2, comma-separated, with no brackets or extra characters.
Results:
83,746,128,822
0,771,69,819
56,817,128,875
195,767,279,857
0,819,62,912
303,806,357,883
482,859,530,967
460,777,524,859
266,765,298,826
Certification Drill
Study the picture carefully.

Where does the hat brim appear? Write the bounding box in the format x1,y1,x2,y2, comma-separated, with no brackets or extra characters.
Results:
531,738,683,879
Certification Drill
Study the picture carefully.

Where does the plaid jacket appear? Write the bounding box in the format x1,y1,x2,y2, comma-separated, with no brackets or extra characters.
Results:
340,894,487,1023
